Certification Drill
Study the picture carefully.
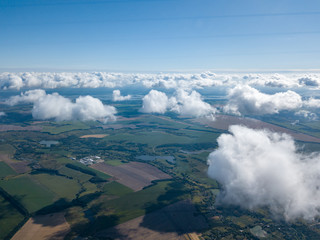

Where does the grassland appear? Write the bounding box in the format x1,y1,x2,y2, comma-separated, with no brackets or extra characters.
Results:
0,176,55,213
103,181,133,197
0,195,25,240
31,174,81,201
0,162,16,178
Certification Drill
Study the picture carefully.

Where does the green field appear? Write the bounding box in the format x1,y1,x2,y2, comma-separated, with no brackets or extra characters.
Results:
104,159,125,166
96,180,188,223
0,162,16,178
42,121,90,134
31,173,81,201
102,181,133,197
0,195,25,240
0,176,55,213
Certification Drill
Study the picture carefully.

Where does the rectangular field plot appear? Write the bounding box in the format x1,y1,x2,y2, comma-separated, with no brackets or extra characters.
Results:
0,176,55,213
11,212,70,240
91,162,171,191
96,200,208,240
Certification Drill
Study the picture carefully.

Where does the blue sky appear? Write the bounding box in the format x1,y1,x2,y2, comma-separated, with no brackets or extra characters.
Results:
1,0,320,72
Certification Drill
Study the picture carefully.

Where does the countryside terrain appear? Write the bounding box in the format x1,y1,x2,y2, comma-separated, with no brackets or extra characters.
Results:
1,95,320,240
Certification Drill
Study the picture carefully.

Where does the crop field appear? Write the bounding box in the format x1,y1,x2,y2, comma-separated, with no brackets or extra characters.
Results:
103,181,134,197
80,134,108,138
0,195,25,240
0,124,42,132
91,162,171,191
96,200,208,240
0,161,16,178
0,176,55,213
31,173,82,201
11,212,70,240
195,115,320,143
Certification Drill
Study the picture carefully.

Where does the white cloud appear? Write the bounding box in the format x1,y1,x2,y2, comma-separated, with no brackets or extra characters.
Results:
112,90,132,101
6,89,46,106
223,85,303,115
140,90,169,114
1,72,320,90
7,90,116,122
207,125,320,221
0,112,5,117
140,89,216,118
170,89,216,118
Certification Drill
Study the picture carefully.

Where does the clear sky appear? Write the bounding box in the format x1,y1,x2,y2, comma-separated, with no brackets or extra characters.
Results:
1,0,320,72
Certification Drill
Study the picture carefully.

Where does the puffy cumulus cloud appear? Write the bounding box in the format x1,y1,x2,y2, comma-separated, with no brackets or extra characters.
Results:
207,125,320,221
170,89,216,118
140,90,169,114
223,85,303,115
140,89,216,118
112,90,131,101
6,89,46,106
7,90,116,122
2,71,320,91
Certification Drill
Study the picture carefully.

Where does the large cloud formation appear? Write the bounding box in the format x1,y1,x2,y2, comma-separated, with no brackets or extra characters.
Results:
1,72,320,90
140,89,216,118
223,85,320,115
7,89,116,122
208,125,320,221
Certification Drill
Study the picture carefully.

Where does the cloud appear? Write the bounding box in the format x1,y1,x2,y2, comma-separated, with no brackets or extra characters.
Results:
0,112,5,117
207,125,320,221
6,89,46,106
223,85,303,115
170,89,216,117
140,89,216,118
7,90,116,122
112,90,132,101
299,77,319,87
140,90,169,114
1,72,320,90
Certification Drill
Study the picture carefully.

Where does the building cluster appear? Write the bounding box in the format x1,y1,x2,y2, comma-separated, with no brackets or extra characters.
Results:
77,156,103,165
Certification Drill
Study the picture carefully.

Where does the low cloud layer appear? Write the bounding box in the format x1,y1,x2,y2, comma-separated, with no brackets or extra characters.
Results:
140,89,216,118
7,89,116,122
208,125,320,221
1,72,320,90
112,90,132,101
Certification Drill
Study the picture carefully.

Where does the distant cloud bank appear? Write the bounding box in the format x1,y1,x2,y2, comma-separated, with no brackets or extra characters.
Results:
6,89,116,122
208,125,320,221
1,71,320,90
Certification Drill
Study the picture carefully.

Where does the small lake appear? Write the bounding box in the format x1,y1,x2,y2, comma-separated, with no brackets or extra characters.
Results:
135,155,175,163
39,140,59,147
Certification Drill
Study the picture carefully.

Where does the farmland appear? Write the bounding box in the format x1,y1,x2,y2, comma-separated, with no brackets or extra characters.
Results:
91,162,171,191
0,99,320,239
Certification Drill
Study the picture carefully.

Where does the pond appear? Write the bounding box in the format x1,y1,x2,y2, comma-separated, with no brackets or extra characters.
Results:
39,140,59,147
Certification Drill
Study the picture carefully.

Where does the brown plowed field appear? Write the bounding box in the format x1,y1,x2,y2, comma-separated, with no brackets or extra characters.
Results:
90,162,171,191
11,212,70,240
